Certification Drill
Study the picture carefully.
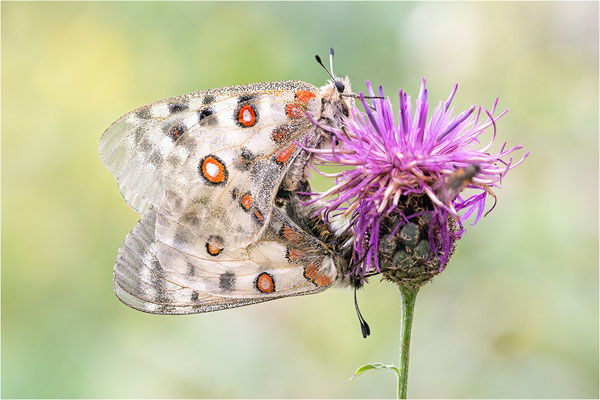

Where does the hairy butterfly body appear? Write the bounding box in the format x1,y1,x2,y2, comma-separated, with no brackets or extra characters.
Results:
100,76,361,315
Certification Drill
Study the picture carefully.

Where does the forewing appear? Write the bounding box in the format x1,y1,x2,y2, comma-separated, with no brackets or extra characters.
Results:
99,81,320,220
114,206,337,315
157,81,322,252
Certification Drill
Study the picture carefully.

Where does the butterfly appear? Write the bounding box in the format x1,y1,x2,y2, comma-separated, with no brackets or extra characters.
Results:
99,49,372,335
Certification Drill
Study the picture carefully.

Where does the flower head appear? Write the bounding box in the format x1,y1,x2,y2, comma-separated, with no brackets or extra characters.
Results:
307,79,529,285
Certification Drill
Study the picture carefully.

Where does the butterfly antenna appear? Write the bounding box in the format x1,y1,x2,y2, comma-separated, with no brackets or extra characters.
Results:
342,93,385,101
329,47,336,77
349,243,374,271
316,49,345,93
315,54,336,82
363,271,381,278
354,287,371,338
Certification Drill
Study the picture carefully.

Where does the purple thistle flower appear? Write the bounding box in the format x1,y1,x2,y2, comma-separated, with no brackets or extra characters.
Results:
306,79,529,284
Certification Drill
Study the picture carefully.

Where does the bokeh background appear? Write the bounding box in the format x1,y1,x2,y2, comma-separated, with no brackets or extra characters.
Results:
2,2,598,398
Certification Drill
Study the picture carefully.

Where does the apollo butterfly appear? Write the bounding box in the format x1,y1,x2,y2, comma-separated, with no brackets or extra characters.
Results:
99,49,371,336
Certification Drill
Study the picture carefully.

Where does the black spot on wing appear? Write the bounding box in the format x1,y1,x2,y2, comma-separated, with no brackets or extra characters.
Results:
166,122,187,141
148,151,164,166
234,147,257,171
174,229,190,246
135,108,152,119
168,102,189,113
138,137,153,153
180,210,201,228
219,272,235,291
238,95,256,104
198,107,216,125
148,259,169,304
203,95,215,104
187,262,197,276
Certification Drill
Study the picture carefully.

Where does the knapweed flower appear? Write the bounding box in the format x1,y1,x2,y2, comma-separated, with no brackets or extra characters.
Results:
307,79,529,288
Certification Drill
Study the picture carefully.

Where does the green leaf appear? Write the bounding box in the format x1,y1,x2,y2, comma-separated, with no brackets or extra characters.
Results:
350,362,400,381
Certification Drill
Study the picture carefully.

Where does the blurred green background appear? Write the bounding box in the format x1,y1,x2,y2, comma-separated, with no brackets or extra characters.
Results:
2,2,598,398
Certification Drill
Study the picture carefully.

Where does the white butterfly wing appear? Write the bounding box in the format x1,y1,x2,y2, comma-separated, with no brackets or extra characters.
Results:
99,95,205,214
99,81,321,250
114,206,337,314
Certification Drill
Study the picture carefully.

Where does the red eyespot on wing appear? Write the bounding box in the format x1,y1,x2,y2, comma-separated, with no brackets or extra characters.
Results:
304,264,319,280
252,208,264,224
284,91,315,120
295,90,316,105
206,235,224,256
240,193,252,211
168,123,186,141
285,103,305,119
281,226,302,243
255,272,275,293
276,144,296,164
286,248,302,262
271,124,293,143
200,155,228,184
237,105,257,127
314,274,333,287
304,264,333,287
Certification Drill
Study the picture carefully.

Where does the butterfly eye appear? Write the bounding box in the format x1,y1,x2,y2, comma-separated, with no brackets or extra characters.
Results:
335,81,345,93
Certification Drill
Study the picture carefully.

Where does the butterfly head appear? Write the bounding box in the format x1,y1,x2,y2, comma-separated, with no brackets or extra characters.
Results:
314,48,354,120
320,75,352,99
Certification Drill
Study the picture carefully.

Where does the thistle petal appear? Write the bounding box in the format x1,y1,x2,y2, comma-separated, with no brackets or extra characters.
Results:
305,79,529,277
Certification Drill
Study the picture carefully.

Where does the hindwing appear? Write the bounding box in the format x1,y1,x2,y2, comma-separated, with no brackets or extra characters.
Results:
113,203,338,314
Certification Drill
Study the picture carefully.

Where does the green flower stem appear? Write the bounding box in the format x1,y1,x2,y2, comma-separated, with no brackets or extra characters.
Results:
398,285,419,399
